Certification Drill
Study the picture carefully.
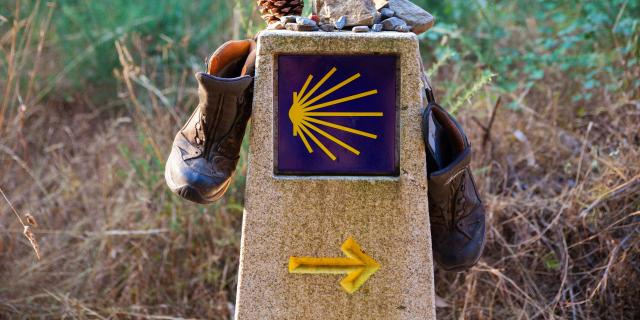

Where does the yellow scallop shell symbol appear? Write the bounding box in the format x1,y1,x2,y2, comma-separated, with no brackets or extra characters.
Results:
288,67,383,161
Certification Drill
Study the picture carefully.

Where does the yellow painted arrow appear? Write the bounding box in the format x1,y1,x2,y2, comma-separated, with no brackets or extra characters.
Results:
288,237,380,294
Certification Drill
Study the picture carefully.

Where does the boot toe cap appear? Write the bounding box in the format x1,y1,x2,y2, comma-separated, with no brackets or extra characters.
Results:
165,143,231,204
432,217,485,272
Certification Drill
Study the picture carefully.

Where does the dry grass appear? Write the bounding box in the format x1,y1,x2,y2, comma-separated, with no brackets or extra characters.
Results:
1,1,639,319
433,76,640,319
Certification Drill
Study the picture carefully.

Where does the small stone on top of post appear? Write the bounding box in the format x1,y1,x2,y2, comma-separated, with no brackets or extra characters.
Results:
258,0,435,35
311,0,434,34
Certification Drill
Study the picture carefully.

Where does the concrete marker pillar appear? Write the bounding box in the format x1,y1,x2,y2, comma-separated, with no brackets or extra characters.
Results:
236,30,435,319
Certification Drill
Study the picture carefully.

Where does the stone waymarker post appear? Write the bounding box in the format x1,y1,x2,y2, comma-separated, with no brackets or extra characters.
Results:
236,30,436,319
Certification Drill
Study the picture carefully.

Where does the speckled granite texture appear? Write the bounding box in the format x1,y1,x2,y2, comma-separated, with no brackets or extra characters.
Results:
235,30,435,320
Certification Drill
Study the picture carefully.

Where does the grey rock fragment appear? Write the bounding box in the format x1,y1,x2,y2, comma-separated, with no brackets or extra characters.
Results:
352,26,370,33
320,16,332,25
380,7,395,19
381,17,406,31
285,22,319,32
319,24,335,32
395,25,411,32
313,0,378,27
334,15,347,30
379,0,435,34
296,17,318,27
373,12,382,24
281,15,300,24
372,23,383,32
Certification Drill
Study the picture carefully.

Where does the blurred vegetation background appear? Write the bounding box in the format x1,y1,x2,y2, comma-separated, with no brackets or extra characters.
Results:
0,0,638,319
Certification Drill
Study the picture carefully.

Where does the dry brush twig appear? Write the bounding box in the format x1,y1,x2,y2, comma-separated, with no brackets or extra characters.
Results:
0,186,40,260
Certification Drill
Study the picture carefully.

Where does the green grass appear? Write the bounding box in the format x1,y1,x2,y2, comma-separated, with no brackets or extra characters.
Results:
5,0,637,112
416,0,639,109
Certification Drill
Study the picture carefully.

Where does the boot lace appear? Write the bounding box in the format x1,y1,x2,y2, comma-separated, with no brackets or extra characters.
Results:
452,170,481,240
194,114,205,147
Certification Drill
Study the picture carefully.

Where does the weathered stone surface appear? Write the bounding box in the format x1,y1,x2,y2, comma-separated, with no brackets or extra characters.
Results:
352,25,370,33
334,15,347,30
376,0,434,34
312,0,378,27
380,7,395,19
372,23,383,32
285,22,319,31
235,30,436,320
381,16,406,31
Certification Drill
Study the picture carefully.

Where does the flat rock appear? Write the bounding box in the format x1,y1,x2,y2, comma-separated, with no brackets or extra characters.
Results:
352,25,370,33
381,17,406,31
376,0,434,34
285,22,319,32
313,0,378,27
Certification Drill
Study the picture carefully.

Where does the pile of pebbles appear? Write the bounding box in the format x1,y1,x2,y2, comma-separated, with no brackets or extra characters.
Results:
267,0,433,34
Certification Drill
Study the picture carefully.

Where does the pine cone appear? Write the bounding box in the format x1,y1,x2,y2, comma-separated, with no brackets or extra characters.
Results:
257,0,304,24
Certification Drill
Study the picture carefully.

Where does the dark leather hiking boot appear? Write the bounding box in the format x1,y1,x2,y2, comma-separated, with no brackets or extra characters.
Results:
422,97,486,272
165,40,256,204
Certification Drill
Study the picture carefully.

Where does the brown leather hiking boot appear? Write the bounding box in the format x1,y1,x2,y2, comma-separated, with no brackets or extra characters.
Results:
165,40,256,204
422,93,486,272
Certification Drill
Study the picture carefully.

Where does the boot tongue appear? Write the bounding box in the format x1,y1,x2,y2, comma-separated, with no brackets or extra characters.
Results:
427,107,472,185
426,103,469,172
209,57,245,78
241,41,257,76
429,147,471,185
428,114,446,169
193,72,253,158
206,40,254,77
241,49,256,77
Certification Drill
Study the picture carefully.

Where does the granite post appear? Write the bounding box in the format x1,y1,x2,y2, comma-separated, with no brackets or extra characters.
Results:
235,30,436,319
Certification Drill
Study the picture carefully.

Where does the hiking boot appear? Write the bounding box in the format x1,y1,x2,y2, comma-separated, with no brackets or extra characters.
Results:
165,40,256,204
422,99,486,272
